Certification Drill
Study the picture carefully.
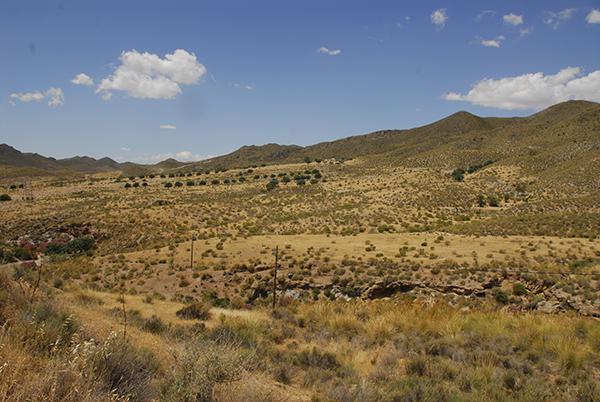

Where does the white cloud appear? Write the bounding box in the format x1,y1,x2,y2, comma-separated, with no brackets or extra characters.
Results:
503,13,523,26
479,36,505,48
175,151,192,160
120,147,130,152
9,87,64,107
317,47,341,56
544,8,575,29
233,83,254,90
71,73,94,86
444,67,600,110
10,91,45,103
475,10,496,22
519,27,534,36
159,124,177,130
96,49,206,100
586,9,600,24
431,8,447,28
101,92,112,101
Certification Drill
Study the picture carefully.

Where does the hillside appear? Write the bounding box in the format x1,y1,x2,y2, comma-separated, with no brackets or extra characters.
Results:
1,144,160,178
190,100,600,176
2,102,600,402
3,100,599,184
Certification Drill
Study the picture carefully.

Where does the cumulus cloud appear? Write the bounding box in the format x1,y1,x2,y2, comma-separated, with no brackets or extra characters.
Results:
9,87,64,107
317,47,341,56
479,36,505,48
431,8,447,28
444,67,600,110
586,9,600,23
544,8,575,29
71,73,94,86
96,49,206,100
159,124,177,130
503,13,523,26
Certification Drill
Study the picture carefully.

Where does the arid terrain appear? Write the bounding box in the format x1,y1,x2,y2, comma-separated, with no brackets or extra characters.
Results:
1,101,600,401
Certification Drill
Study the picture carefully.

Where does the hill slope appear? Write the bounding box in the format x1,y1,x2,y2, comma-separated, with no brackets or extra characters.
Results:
0,144,180,177
188,101,600,185
3,101,599,185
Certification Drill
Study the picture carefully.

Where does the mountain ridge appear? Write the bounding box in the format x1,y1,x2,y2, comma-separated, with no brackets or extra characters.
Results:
2,100,599,180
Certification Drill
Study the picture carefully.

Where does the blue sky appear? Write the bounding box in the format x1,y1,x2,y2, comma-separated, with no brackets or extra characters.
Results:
1,0,599,162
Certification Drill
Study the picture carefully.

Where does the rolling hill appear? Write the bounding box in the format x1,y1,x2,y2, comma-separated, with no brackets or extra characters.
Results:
0,144,183,178
2,100,599,186
190,100,600,190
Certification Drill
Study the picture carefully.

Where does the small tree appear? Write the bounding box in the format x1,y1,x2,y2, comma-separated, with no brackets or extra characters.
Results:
164,182,173,188
488,194,500,207
266,179,279,191
477,194,486,207
0,194,11,201
451,168,465,182
124,183,132,189
303,156,311,164
175,181,183,187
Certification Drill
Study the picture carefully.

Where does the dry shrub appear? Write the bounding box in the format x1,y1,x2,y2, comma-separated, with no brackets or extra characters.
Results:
161,339,255,402
176,302,211,320
217,374,290,402
0,272,158,401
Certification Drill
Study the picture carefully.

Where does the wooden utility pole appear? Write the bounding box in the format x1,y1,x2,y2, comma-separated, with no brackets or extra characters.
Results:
121,290,127,340
272,246,279,312
190,238,194,270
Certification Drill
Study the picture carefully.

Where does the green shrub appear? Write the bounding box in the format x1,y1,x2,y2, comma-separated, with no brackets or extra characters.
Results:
512,283,529,296
47,237,95,255
266,179,279,191
493,288,509,304
451,168,465,182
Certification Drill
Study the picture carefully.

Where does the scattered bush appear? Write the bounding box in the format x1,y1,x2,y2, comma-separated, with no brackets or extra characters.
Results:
176,302,211,320
47,236,95,255
451,168,465,182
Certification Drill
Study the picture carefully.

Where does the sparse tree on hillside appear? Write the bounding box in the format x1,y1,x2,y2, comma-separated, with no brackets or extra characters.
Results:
451,168,465,182
266,179,279,191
